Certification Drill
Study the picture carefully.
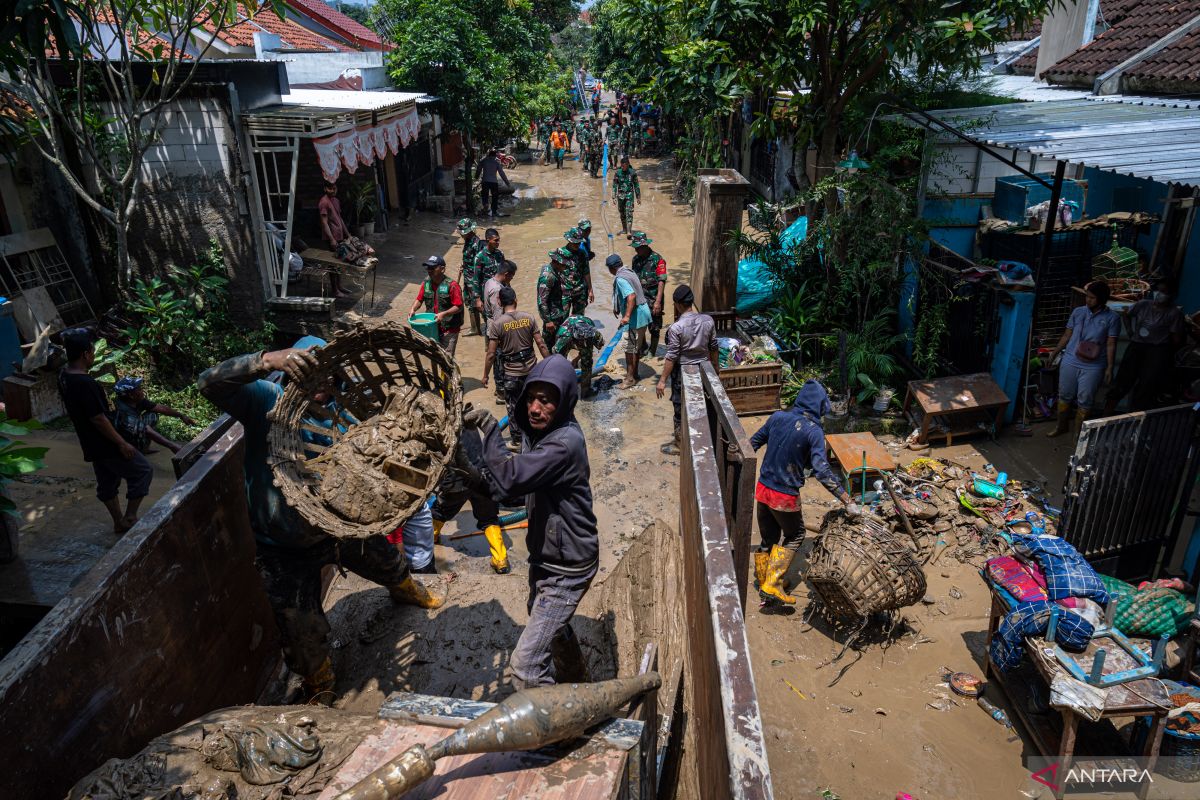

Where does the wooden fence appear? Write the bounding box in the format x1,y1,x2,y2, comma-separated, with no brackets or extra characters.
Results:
0,424,279,800
678,363,773,799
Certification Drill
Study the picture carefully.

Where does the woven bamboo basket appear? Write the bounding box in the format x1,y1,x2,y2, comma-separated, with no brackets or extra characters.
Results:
807,517,927,618
267,321,462,540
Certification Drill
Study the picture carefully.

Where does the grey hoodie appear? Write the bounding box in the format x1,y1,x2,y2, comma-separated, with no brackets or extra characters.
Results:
483,354,598,575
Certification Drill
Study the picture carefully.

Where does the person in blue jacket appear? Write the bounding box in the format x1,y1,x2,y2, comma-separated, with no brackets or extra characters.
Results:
198,336,445,701
749,380,859,608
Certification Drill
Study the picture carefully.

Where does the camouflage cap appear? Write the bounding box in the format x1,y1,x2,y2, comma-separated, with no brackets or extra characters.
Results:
564,227,585,244
456,218,477,235
630,231,653,247
549,247,574,265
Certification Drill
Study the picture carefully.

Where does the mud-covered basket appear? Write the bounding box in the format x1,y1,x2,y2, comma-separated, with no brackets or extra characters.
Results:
268,321,462,539
807,517,927,618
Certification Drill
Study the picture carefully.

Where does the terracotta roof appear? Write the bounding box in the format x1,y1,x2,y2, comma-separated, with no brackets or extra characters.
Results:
1009,0,1143,77
211,4,348,52
1045,0,1200,84
1123,25,1200,85
285,0,391,50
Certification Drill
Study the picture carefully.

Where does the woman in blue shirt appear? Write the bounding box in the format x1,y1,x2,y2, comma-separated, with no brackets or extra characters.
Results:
1046,281,1121,437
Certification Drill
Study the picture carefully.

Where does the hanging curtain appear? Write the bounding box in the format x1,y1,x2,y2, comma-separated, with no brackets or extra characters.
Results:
398,107,420,147
312,134,343,182
337,129,359,174
383,116,402,155
354,125,377,166
370,124,387,159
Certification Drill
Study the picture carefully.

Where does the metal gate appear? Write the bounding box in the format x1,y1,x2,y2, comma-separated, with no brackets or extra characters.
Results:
1060,403,1200,577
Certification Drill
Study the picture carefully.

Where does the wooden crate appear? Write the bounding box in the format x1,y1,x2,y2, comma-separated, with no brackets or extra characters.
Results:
719,361,782,416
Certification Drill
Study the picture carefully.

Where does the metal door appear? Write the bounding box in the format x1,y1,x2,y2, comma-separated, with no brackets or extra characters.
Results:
1060,403,1200,577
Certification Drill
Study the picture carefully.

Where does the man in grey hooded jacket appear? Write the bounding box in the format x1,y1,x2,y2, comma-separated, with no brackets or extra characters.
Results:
466,354,598,689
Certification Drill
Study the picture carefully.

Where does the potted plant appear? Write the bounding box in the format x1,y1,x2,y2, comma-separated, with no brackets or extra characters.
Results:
354,181,378,237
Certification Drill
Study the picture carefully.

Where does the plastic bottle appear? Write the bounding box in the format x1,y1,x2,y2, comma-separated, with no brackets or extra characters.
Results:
977,696,1012,728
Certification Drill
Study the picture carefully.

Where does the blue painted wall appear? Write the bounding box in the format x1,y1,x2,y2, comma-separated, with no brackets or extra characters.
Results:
1080,167,1200,313
922,196,992,260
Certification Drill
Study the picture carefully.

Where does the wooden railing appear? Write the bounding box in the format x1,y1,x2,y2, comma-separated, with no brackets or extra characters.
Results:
678,363,773,799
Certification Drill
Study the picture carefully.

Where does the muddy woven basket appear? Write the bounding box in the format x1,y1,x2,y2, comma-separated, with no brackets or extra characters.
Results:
807,518,927,618
268,321,462,540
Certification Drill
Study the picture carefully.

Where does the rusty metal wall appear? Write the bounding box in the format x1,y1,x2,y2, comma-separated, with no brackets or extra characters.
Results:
1061,403,1200,575
679,364,773,800
0,425,279,800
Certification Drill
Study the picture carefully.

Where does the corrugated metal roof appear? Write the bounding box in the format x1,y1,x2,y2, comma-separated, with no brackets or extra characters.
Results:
902,96,1200,187
282,89,425,110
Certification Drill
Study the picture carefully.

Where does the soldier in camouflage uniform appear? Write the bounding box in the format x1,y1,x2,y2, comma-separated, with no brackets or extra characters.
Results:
630,231,667,356
470,228,505,320
605,118,624,170
612,155,641,234
554,315,606,399
563,227,594,314
586,120,603,178
575,117,588,167
457,218,484,335
536,247,573,350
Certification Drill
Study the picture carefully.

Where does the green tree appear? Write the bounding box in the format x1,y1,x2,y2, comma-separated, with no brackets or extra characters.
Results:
331,1,374,29
0,1,284,296
376,0,568,211
590,0,1052,205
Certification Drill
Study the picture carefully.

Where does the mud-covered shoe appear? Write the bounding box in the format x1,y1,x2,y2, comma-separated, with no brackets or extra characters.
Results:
302,657,336,705
760,545,797,605
484,524,511,574
389,575,446,609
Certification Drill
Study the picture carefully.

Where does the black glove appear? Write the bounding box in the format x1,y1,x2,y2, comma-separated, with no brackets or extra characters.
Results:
463,406,498,436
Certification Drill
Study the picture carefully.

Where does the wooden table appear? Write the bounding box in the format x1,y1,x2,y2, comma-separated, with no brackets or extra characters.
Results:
983,590,1170,799
903,372,1009,445
299,247,378,308
825,431,897,493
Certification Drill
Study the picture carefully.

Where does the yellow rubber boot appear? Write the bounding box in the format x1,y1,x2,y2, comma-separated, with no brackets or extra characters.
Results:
432,519,445,544
484,524,511,574
1046,401,1073,438
760,545,797,605
302,657,336,705
389,575,446,609
753,550,769,592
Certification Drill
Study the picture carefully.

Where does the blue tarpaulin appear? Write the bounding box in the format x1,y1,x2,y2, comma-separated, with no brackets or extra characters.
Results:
735,216,807,316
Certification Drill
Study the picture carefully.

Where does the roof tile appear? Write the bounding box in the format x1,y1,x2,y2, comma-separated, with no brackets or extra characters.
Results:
1045,0,1200,82
212,4,348,52
285,0,390,50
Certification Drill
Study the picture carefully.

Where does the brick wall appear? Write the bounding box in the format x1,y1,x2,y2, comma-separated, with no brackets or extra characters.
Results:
130,97,266,321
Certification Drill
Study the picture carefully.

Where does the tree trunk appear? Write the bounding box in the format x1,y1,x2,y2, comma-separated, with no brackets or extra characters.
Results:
463,132,475,215
115,220,132,296
816,119,841,215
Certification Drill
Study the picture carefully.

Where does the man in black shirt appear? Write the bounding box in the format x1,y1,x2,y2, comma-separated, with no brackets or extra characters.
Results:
58,328,153,534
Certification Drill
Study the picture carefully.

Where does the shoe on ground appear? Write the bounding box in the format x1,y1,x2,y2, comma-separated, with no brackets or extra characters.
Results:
389,575,446,609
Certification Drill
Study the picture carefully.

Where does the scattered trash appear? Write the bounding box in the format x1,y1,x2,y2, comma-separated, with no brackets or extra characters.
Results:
921,594,935,605
783,679,808,700
948,672,983,698
977,696,1012,728
874,707,888,716
948,586,963,600
926,697,955,712
850,689,863,697
837,705,854,714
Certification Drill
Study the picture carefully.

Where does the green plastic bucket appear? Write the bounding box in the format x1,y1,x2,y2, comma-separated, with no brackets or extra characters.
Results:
410,313,440,341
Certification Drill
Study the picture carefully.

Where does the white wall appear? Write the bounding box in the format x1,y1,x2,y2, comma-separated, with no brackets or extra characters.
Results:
256,50,388,88
928,141,1063,195
140,98,233,178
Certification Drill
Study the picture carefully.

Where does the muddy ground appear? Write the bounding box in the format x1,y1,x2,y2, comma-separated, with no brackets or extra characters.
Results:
0,117,1115,798
318,138,1100,799
324,144,692,712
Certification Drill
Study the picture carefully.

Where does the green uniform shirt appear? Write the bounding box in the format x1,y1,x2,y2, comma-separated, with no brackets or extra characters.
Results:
461,235,483,302
631,249,667,300
613,167,640,201
472,246,504,303
537,264,570,326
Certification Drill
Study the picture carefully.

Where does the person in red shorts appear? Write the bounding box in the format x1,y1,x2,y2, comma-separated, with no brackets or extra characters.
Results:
749,380,860,610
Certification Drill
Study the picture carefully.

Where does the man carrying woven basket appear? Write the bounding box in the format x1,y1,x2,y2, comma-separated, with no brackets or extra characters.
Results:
199,338,446,703
750,380,861,610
